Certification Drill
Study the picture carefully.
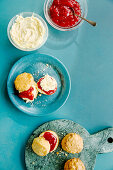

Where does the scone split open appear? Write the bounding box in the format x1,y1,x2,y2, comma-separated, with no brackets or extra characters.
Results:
32,130,59,156
40,130,59,152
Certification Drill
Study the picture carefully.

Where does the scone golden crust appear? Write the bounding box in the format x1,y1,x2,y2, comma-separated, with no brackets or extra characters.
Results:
61,133,83,154
32,137,50,156
14,72,34,92
64,158,85,170
40,130,59,152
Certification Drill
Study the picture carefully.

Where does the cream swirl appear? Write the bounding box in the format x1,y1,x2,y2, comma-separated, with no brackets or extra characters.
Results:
10,15,45,49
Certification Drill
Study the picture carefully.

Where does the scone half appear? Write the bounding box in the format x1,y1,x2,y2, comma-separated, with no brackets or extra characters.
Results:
32,137,50,156
40,130,59,152
14,72,38,102
37,74,57,95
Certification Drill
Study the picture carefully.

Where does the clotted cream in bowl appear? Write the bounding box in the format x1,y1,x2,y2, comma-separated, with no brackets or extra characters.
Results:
7,12,48,51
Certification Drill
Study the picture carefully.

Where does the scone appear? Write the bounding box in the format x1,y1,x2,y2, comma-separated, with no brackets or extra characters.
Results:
32,130,59,156
40,130,59,152
14,72,38,102
64,158,85,170
61,133,83,154
32,137,50,156
37,74,57,95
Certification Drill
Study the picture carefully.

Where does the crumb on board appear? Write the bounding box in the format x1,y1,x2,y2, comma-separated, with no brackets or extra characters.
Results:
65,153,68,156
39,94,42,97
32,161,35,165
42,105,46,107
56,152,59,155
42,68,46,72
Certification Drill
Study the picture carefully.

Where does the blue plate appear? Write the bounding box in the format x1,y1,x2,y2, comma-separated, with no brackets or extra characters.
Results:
7,53,71,116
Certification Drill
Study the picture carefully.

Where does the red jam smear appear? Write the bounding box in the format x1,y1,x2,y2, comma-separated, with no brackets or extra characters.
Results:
43,132,57,152
50,0,81,27
19,87,34,100
37,77,57,95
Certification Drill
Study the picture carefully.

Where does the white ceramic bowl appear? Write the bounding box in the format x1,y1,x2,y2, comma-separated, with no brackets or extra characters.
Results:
7,12,48,51
44,0,88,31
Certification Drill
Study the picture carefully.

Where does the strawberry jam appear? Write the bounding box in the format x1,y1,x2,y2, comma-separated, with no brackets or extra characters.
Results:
43,132,57,152
50,0,81,28
19,87,34,100
37,77,57,95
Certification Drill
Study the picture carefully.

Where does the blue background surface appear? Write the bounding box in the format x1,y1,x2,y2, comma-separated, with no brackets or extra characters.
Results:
0,0,113,169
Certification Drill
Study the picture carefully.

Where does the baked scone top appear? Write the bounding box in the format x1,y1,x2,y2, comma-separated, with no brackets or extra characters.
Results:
32,137,50,156
64,158,85,170
61,133,83,154
14,72,35,92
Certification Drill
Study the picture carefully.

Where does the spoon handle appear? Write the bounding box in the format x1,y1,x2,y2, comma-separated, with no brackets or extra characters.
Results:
75,13,96,27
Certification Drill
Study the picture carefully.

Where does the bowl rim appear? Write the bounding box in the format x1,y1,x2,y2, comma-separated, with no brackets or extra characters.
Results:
7,53,71,116
44,0,88,31
7,12,48,51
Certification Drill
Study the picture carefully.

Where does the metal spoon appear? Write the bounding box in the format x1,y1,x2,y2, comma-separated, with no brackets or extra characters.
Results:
71,8,96,27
